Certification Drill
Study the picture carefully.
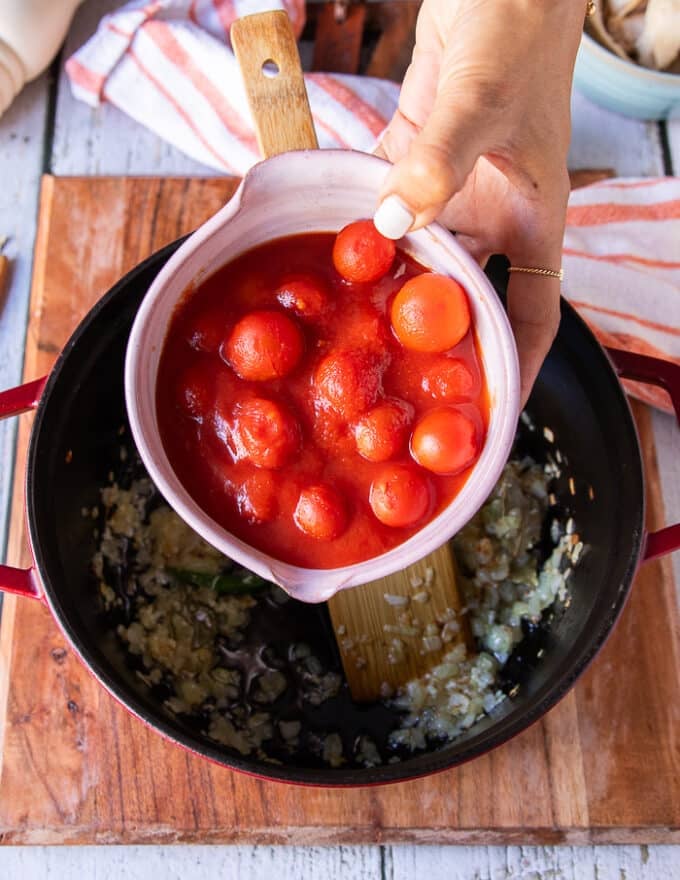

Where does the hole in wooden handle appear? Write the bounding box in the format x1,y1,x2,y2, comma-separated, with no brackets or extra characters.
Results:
261,59,280,78
231,11,318,158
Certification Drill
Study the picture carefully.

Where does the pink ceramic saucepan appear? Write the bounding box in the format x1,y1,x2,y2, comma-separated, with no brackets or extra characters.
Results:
124,145,521,603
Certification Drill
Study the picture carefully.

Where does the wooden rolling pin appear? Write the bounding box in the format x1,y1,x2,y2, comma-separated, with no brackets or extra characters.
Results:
231,10,470,703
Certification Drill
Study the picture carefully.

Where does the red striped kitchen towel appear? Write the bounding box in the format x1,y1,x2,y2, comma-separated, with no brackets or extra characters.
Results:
65,3,679,413
65,0,399,174
562,177,680,412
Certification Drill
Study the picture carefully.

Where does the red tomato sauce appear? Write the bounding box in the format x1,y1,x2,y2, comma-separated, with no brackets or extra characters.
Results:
156,232,490,569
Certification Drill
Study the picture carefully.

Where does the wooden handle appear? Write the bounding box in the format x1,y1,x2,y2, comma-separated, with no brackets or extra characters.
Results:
328,543,471,702
231,11,318,159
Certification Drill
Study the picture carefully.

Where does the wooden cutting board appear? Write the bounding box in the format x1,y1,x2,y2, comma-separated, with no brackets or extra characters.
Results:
0,176,678,845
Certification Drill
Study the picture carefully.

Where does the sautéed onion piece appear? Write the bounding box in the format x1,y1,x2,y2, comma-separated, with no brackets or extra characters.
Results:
91,434,583,768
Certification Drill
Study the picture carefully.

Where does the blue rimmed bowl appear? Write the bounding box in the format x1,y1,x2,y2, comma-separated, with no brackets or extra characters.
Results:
574,31,680,120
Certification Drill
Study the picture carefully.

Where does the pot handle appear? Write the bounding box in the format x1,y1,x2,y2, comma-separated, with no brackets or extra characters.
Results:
0,566,41,599
0,376,47,419
606,347,680,561
0,377,48,600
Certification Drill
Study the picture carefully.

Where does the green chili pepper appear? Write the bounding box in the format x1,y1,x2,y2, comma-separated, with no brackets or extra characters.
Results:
168,567,270,595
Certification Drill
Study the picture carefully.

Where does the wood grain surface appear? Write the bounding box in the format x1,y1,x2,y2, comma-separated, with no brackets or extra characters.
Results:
0,0,678,873
0,175,678,846
231,11,318,157
364,1,419,81
311,2,367,75
328,544,471,701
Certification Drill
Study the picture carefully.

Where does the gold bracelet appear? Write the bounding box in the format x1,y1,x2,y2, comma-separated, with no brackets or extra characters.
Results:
586,1,596,15
508,265,564,281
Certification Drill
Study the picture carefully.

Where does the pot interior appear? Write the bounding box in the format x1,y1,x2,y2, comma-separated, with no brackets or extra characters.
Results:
26,245,644,784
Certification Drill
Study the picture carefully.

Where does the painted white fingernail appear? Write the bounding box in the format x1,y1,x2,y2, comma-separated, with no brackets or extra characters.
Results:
373,195,414,240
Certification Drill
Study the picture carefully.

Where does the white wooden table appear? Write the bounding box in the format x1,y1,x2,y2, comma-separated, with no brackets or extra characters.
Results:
0,2,678,877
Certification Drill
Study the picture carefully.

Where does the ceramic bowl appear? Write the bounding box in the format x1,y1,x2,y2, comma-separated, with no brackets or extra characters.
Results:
125,150,520,603
574,32,680,119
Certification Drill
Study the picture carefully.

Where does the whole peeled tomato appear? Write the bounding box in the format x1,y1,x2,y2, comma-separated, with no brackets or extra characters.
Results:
354,399,413,462
237,471,278,524
224,310,304,381
333,220,396,283
186,304,229,354
232,397,300,469
421,357,477,401
391,274,470,353
314,349,382,420
342,303,391,355
176,363,213,421
313,408,356,456
369,464,431,528
275,274,331,321
411,407,480,475
294,483,348,540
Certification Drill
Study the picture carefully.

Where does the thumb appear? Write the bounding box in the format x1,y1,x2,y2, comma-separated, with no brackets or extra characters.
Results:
374,85,493,239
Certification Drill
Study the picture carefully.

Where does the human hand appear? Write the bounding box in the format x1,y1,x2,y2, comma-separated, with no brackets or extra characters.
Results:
373,0,585,406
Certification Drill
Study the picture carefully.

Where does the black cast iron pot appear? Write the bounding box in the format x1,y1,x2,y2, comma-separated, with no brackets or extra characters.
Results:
0,243,678,785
